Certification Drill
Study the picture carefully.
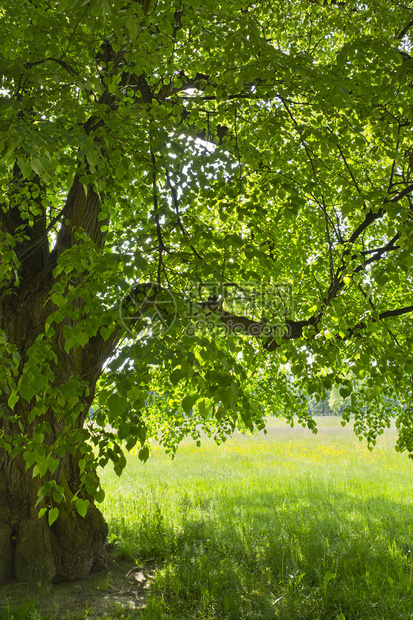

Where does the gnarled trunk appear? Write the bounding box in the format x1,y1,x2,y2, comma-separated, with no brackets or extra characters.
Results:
0,450,108,586
0,58,120,586
0,274,115,586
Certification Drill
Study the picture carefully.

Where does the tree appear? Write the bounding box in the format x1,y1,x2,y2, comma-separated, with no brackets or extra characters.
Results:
308,396,333,417
1,0,413,586
328,385,349,416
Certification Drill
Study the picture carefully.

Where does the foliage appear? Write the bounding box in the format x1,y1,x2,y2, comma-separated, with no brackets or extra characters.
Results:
1,0,413,517
306,384,351,416
307,395,334,416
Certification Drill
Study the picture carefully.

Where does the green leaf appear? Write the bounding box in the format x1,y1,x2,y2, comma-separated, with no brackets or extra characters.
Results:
125,15,138,40
23,451,37,470
138,446,149,462
0,263,10,279
182,394,197,415
64,337,76,354
17,158,33,179
52,293,65,307
48,457,60,474
76,498,90,518
7,392,19,409
170,368,184,385
235,74,244,90
216,406,226,422
33,457,48,479
19,380,38,402
77,332,89,347
53,485,64,503
95,488,105,503
107,393,128,417
100,326,112,341
30,158,43,176
86,150,100,169
48,507,59,526
198,399,208,419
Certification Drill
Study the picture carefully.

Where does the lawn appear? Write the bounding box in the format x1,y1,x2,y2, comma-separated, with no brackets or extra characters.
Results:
2,416,413,620
98,416,413,620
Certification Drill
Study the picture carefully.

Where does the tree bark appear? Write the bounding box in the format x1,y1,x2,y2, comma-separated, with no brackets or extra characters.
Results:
0,272,112,586
0,451,108,586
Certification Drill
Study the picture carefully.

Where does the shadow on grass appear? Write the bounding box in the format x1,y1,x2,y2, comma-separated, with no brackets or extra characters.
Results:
0,558,153,620
108,484,413,620
2,483,412,620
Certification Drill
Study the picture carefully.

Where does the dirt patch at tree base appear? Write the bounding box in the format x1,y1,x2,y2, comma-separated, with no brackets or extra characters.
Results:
0,557,154,619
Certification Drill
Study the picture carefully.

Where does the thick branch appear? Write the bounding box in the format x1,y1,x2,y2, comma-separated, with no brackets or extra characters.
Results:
51,175,105,261
211,302,413,353
199,298,319,351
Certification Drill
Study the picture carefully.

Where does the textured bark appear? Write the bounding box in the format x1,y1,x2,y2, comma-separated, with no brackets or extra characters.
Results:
0,29,124,586
0,450,109,586
0,270,113,586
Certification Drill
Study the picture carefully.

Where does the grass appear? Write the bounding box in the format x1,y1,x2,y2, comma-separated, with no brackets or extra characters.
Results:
98,417,413,620
2,416,413,619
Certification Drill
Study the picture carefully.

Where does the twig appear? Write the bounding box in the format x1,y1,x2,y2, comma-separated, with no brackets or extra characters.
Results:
164,166,203,260
150,149,167,285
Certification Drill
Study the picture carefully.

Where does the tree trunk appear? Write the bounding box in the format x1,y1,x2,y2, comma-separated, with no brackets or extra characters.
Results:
0,451,108,586
0,86,120,586
0,274,114,586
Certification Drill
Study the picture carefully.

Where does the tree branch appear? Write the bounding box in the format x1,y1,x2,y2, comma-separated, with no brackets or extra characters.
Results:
396,18,413,40
25,57,77,75
197,297,319,351
346,305,413,339
347,183,413,245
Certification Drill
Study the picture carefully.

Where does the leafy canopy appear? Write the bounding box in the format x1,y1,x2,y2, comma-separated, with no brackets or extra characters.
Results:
1,0,413,510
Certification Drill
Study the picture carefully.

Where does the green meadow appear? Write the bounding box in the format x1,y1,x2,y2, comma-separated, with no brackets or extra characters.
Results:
100,416,413,620
3,416,413,620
